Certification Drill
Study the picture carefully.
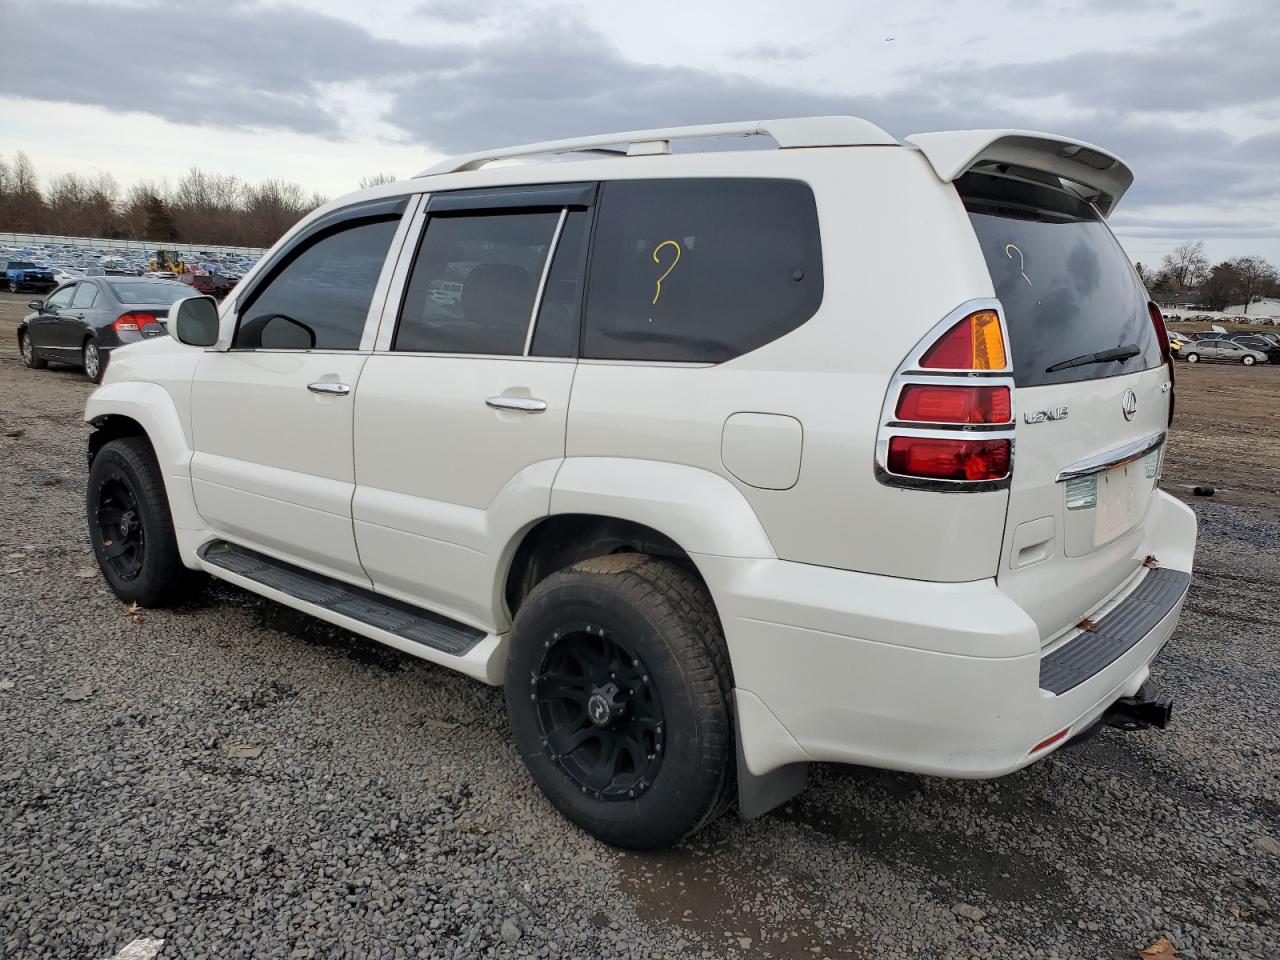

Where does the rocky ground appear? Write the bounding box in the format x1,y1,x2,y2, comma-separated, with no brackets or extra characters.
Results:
0,292,1276,959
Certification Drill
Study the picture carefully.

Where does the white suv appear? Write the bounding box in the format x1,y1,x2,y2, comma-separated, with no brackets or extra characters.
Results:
82,117,1197,849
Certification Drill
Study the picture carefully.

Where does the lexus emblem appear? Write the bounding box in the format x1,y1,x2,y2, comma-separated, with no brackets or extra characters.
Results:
1121,389,1138,421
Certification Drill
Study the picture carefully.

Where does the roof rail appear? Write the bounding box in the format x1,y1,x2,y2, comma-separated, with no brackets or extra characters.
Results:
416,116,898,177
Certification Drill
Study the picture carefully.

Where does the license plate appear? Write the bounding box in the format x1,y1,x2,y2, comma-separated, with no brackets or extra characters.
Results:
1094,456,1151,544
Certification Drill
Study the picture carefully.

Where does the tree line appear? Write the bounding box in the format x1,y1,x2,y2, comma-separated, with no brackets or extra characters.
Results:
0,151,349,249
1136,242,1280,313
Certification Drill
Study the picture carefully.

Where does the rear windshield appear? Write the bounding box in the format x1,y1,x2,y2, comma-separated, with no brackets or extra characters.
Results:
8,261,36,269
961,172,1160,388
109,281,192,305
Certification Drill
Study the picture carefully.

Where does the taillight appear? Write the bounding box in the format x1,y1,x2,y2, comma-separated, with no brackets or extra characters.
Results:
919,309,1007,370
887,437,1011,482
896,384,1012,425
1148,301,1174,425
876,302,1016,490
113,311,157,333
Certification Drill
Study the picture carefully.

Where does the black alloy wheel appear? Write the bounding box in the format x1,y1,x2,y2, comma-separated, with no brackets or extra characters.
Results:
532,620,666,802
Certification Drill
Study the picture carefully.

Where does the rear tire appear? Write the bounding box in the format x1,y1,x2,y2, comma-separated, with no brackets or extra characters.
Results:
505,554,734,849
1242,354,1256,366
1185,352,1199,363
87,436,205,607
19,330,47,369
82,339,103,383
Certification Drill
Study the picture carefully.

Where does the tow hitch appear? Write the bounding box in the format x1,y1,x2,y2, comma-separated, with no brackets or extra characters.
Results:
1103,681,1173,732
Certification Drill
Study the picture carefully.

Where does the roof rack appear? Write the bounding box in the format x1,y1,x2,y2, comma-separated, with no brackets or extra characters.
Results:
416,116,898,177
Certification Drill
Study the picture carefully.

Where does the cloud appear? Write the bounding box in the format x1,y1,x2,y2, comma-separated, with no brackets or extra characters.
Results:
730,42,817,63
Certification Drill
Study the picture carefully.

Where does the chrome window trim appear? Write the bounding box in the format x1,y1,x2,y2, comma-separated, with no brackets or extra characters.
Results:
524,207,568,356
1055,431,1166,483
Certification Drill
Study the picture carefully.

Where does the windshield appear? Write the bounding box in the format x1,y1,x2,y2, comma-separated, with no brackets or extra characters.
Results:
8,261,36,269
960,172,1160,388
109,281,192,305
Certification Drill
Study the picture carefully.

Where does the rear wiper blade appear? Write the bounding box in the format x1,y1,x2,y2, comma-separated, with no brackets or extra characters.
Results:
1045,344,1141,373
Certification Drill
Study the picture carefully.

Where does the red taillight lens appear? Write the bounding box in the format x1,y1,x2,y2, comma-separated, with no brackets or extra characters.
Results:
896,384,1012,425
113,311,157,333
1148,301,1175,425
919,310,1007,370
887,437,1011,482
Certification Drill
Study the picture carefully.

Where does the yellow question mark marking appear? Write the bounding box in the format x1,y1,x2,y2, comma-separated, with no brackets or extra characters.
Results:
651,240,682,305
1004,243,1032,287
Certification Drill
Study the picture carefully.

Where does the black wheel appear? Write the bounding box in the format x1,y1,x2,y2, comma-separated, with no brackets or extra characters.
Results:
505,554,734,849
1185,352,1199,363
19,330,47,369
8,280,17,293
82,339,103,383
87,436,204,606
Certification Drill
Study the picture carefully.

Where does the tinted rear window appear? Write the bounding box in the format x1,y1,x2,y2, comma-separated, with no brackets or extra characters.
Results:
583,179,823,363
109,282,195,305
961,172,1160,387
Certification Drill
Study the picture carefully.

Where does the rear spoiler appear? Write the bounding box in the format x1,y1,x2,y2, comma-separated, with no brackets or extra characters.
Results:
905,129,1134,217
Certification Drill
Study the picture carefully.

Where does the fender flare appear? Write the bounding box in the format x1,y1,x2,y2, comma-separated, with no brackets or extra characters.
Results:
548,457,776,559
85,381,205,537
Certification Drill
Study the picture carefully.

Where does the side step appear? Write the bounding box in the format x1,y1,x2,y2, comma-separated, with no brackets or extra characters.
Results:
198,540,486,658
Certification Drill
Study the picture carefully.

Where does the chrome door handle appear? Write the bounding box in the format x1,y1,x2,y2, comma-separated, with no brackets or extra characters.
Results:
307,382,351,396
486,396,547,413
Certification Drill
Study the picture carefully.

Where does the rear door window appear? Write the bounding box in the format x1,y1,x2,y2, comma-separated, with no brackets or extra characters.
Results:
395,210,562,356
72,283,98,308
961,172,1160,388
582,179,823,363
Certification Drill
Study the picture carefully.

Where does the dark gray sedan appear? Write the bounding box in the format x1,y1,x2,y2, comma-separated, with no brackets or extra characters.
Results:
17,277,193,382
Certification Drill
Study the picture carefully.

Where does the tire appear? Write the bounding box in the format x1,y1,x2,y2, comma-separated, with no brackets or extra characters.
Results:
87,436,204,607
1185,352,1199,363
1242,354,1256,366
505,554,734,849
8,280,17,293
82,339,103,383
19,330,47,369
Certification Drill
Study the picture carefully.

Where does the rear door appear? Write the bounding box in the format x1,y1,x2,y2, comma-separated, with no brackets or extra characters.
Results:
353,184,592,629
960,172,1172,642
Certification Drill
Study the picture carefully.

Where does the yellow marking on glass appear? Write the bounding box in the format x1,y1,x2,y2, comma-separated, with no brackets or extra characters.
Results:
651,240,682,305
1004,243,1032,287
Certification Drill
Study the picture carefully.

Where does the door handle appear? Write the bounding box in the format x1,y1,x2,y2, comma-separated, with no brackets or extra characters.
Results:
307,382,351,396
486,396,547,413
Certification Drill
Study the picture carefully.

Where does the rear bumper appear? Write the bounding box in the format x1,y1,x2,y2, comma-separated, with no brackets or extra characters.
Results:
696,491,1196,780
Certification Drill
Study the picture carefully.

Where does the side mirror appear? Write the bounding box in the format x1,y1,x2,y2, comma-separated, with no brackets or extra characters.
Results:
169,295,220,347
28,300,43,311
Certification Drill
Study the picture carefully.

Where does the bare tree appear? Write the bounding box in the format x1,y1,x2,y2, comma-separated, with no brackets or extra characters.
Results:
359,173,398,189
1229,256,1280,314
1160,241,1209,289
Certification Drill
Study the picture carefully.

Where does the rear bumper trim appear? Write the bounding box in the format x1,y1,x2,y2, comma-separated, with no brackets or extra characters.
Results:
1039,566,1190,695
1055,430,1166,482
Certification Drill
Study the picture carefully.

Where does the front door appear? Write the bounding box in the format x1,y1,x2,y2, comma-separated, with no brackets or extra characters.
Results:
354,187,594,629
189,202,409,583
30,283,77,356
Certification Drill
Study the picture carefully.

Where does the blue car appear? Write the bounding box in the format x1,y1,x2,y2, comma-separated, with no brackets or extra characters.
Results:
3,259,56,293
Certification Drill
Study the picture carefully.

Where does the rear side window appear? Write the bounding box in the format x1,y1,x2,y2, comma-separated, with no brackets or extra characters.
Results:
395,211,561,355
235,217,399,350
583,179,823,363
961,172,1160,388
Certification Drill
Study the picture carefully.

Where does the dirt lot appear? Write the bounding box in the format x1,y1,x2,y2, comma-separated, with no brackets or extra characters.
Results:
1,290,1277,960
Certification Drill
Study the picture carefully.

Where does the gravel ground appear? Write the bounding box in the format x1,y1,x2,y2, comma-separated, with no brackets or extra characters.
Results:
0,292,1277,960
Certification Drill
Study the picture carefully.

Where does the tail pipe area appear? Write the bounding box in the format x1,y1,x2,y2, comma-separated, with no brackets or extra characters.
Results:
1102,681,1173,732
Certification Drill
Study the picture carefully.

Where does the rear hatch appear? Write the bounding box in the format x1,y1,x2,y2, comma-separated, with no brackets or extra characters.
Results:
960,172,1171,643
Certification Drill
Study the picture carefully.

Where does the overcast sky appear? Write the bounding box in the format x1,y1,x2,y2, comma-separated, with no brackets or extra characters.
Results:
2,0,1277,266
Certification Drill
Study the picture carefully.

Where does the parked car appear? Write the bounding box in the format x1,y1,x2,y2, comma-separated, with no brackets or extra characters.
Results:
3,259,57,293
179,272,237,298
1223,333,1280,363
18,277,192,382
1181,338,1268,365
83,118,1195,849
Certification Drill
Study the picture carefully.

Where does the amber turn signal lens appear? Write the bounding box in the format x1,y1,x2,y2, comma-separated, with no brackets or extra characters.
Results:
919,310,1007,370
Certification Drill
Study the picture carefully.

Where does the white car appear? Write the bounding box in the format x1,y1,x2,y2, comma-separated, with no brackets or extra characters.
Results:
81,117,1196,849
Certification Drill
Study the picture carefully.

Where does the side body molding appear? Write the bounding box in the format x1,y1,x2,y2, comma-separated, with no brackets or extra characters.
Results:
549,458,776,559
85,381,208,564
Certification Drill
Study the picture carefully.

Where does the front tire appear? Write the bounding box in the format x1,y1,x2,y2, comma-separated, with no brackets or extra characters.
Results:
19,330,47,369
1242,354,1256,366
83,339,103,383
1185,352,1199,363
87,437,204,606
505,554,734,849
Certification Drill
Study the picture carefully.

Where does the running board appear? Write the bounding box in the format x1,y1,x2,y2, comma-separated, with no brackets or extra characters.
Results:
198,540,486,658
